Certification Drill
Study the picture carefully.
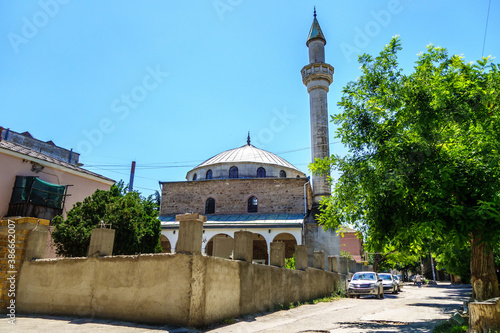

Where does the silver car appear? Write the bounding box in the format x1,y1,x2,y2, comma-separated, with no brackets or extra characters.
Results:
378,273,399,294
394,275,403,292
347,272,384,299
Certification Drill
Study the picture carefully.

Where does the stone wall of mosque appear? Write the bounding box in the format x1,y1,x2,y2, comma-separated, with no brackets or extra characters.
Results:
160,177,311,216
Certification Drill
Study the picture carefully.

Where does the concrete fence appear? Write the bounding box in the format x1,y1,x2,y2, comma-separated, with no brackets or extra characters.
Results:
16,253,339,327
3,214,342,327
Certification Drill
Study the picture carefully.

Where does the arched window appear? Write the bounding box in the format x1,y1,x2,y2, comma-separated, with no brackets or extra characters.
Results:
248,196,258,213
206,169,213,179
229,166,238,178
257,167,266,178
193,173,197,181
280,170,286,178
205,198,215,214
296,175,300,178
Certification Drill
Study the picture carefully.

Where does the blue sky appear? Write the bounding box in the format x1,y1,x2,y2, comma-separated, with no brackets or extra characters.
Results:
1,1,498,197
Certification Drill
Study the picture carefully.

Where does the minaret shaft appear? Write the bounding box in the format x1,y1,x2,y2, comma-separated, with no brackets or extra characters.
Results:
309,87,330,199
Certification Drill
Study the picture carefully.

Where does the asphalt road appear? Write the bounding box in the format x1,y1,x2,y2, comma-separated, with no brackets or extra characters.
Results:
0,282,471,332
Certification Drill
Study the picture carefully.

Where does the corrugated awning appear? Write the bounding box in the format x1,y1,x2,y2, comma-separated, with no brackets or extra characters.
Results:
159,213,304,229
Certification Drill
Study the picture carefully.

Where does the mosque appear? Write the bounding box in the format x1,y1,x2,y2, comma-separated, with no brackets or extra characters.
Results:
159,11,340,266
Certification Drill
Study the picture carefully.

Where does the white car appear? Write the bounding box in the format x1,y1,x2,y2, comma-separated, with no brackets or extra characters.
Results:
378,273,399,294
347,272,384,299
394,275,403,292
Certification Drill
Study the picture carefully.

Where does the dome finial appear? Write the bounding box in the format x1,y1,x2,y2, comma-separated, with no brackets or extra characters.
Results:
247,131,251,145
314,6,316,18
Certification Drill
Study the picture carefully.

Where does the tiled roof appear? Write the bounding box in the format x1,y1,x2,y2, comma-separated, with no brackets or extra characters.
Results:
195,144,303,173
160,213,304,228
0,140,114,183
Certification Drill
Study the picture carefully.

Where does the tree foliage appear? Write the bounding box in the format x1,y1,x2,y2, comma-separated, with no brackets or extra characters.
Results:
52,182,162,257
312,37,500,300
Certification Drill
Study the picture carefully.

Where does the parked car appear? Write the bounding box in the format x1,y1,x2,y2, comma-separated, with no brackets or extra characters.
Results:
394,275,403,292
347,272,384,299
378,273,398,294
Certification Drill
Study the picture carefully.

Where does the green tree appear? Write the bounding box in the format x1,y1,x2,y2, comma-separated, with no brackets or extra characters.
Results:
312,37,500,300
52,182,162,257
435,243,471,283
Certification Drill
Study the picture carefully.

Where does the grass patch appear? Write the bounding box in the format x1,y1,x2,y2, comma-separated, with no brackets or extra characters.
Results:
272,289,345,312
433,320,467,333
220,318,235,325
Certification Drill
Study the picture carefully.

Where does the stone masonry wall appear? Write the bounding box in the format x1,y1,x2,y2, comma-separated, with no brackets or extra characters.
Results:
160,178,309,215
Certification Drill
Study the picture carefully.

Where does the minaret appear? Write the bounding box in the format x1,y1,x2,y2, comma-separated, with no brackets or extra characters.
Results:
302,9,339,267
301,9,334,206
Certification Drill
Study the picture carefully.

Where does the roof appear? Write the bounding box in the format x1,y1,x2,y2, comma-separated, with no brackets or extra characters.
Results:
307,16,326,46
0,140,115,184
194,143,303,173
160,213,304,229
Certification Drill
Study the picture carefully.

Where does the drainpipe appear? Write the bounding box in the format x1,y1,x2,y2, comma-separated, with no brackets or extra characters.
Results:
302,181,310,245
303,181,309,216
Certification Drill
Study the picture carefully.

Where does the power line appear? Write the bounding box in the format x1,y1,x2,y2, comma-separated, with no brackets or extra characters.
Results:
83,141,343,170
482,0,492,57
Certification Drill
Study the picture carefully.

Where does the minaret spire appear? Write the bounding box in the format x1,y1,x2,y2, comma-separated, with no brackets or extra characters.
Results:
247,131,251,145
307,8,326,47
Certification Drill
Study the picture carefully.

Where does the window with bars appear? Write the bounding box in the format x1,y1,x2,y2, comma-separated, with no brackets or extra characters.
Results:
248,196,258,213
205,198,215,214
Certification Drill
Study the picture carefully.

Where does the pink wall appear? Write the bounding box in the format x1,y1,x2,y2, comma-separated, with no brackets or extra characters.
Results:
0,152,113,219
339,232,363,262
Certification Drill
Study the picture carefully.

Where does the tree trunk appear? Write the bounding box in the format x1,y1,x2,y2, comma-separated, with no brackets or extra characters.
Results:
470,234,499,301
468,298,500,333
373,253,381,272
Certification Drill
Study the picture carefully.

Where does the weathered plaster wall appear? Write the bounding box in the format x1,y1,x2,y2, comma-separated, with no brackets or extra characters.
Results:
16,253,339,327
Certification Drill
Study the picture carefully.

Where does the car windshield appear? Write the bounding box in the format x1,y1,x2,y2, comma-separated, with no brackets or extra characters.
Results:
379,274,392,280
352,273,376,281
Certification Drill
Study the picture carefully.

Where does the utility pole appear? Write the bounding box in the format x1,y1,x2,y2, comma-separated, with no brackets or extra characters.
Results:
128,161,136,192
430,253,437,283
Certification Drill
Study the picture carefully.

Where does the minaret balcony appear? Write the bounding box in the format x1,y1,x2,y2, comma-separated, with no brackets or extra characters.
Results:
301,63,334,87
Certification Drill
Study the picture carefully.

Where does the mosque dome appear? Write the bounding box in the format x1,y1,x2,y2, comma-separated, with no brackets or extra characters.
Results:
186,137,306,181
